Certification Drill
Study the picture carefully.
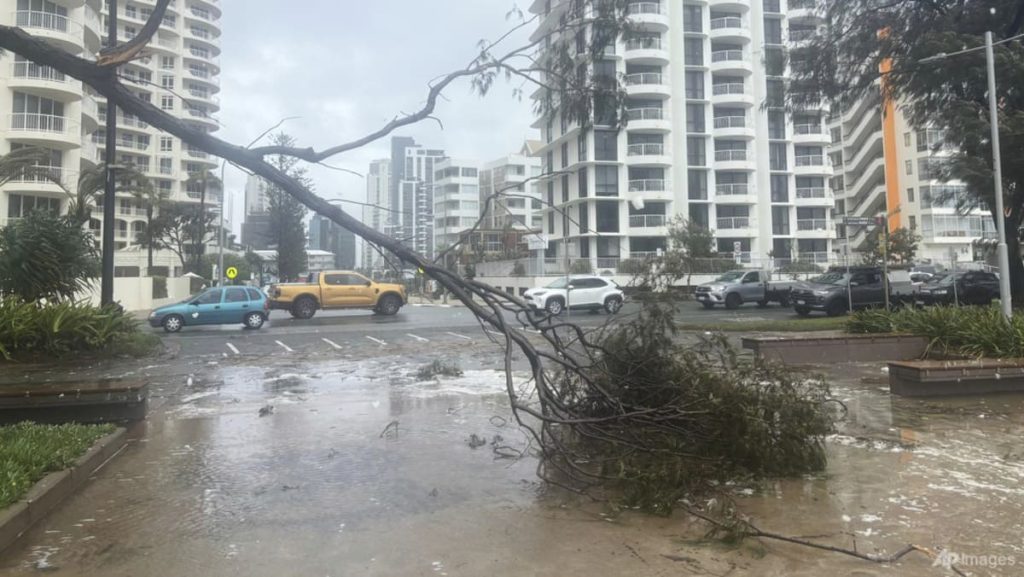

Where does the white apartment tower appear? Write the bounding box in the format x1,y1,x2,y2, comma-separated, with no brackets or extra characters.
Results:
396,143,445,259
0,0,222,276
363,158,390,271
480,142,544,233
432,158,480,254
530,0,835,268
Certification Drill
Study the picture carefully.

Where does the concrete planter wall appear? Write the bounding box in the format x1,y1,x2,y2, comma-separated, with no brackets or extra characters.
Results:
0,380,148,425
889,359,1024,396
742,335,929,365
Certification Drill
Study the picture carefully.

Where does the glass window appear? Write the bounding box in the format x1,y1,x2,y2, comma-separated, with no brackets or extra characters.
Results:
907,187,915,202
686,103,705,133
595,201,619,232
246,288,262,300
225,288,247,303
687,137,706,166
595,165,618,196
688,170,708,200
195,289,222,305
684,38,704,65
771,174,789,202
769,143,787,170
594,130,618,161
683,5,702,32
578,168,588,198
685,70,705,99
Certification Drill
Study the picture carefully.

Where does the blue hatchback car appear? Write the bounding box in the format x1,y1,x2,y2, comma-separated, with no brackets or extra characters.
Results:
149,286,270,333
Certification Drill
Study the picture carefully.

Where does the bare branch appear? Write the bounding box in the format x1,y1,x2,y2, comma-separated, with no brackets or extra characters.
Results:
97,0,173,67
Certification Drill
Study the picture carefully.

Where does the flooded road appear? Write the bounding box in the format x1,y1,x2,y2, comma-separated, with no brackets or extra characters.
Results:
2,340,1023,576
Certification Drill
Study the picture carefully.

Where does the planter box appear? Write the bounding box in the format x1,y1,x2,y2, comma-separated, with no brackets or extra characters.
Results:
0,428,127,553
742,334,929,365
889,359,1024,396
0,379,148,425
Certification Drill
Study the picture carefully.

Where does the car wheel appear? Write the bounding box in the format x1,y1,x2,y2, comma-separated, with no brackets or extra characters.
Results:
701,301,715,310
245,312,265,330
377,294,402,316
292,297,317,320
604,295,623,314
794,307,811,317
724,293,742,310
778,295,791,307
826,300,847,317
545,298,564,315
162,314,184,333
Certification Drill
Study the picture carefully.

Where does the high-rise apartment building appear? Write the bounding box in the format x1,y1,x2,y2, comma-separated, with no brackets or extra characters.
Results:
480,142,544,232
363,158,390,271
387,137,445,260
310,214,356,269
531,0,834,268
432,158,480,254
0,0,222,276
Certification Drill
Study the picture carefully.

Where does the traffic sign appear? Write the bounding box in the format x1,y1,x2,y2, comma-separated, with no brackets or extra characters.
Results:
526,234,549,251
225,266,238,280
843,217,877,226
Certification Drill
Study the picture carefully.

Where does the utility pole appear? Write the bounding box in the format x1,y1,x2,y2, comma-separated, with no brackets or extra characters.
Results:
985,31,1013,319
881,217,891,311
217,160,227,286
100,0,118,306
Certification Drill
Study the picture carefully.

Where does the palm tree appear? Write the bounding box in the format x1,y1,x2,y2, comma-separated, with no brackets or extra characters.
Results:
130,178,167,275
0,147,67,204
60,163,151,227
185,169,222,272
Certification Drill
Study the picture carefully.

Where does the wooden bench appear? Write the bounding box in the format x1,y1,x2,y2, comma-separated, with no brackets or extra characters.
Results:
0,379,148,424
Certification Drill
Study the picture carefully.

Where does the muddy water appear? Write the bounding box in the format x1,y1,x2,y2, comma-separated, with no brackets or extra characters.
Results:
2,350,1023,576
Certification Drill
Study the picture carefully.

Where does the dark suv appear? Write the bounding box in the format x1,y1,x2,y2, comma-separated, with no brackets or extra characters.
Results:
791,267,890,317
916,271,999,306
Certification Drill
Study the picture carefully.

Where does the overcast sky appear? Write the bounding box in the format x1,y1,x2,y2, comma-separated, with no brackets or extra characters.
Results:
217,0,538,234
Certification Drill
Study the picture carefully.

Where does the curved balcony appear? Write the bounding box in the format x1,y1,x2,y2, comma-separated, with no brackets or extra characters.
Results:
185,67,221,92
624,107,671,132
81,137,99,167
8,114,80,149
186,89,221,112
625,143,671,166
185,26,221,54
628,178,673,202
789,0,825,24
628,214,668,230
794,154,831,175
793,123,830,144
6,166,68,195
714,183,757,204
709,50,752,74
788,28,818,47
8,62,82,100
13,10,83,52
712,115,755,139
710,82,755,106
80,93,99,131
709,18,751,42
624,72,670,98
709,0,751,10
794,187,832,206
624,37,669,65
713,149,755,171
715,216,757,235
185,146,218,166
184,108,219,130
625,2,669,31
100,111,151,133
81,3,102,51
185,6,220,27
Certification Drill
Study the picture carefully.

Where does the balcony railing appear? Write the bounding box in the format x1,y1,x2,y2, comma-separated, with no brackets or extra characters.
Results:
12,166,63,184
627,143,666,156
626,2,665,15
628,179,670,192
10,113,67,133
716,183,750,195
119,139,149,151
795,187,827,198
714,149,747,161
790,29,817,42
12,61,65,82
710,17,743,30
711,50,744,62
624,72,664,86
712,82,745,95
15,10,69,33
713,116,746,129
794,123,822,134
625,107,667,121
625,37,663,51
629,214,667,228
717,216,751,229
187,148,209,159
795,154,825,166
797,218,830,231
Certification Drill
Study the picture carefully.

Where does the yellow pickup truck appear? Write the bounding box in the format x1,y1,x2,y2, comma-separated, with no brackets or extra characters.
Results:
268,271,407,319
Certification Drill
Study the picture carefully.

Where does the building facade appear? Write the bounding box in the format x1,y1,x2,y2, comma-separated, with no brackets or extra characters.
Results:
530,0,834,270
432,158,480,258
310,213,356,270
0,0,223,277
385,137,445,261
363,158,390,271
480,142,544,233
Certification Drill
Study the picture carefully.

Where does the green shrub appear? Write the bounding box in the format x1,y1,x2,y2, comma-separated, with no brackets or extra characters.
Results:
0,211,100,302
511,261,526,277
569,260,593,274
847,306,1024,358
0,298,155,361
0,422,115,508
152,276,168,299
617,258,649,275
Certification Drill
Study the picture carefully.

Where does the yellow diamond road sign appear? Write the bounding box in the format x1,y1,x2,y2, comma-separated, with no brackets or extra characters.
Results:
225,266,238,280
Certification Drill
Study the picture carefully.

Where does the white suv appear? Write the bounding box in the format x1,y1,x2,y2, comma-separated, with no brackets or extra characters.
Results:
524,276,624,315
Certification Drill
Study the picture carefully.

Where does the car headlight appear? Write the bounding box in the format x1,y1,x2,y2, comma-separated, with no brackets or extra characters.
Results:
149,311,156,319
813,290,832,296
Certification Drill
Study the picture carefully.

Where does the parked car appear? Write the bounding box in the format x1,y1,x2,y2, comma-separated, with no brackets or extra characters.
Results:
791,266,914,317
149,286,269,333
524,276,624,315
695,270,795,310
268,270,406,319
910,271,934,284
916,271,999,306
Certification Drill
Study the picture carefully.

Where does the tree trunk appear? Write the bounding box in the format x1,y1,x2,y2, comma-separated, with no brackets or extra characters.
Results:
195,175,205,274
1005,218,1024,302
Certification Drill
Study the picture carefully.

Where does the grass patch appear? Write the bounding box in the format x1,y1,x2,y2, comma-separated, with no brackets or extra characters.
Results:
676,316,847,333
415,359,464,380
0,422,115,508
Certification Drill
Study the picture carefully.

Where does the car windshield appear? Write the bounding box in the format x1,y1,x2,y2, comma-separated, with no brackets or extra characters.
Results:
811,272,847,285
545,278,569,289
714,271,745,283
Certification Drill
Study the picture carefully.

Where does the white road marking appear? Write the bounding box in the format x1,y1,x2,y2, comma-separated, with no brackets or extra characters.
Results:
446,332,472,341
275,340,294,353
225,343,240,355
406,333,429,343
322,338,343,350
517,327,542,334
366,336,387,346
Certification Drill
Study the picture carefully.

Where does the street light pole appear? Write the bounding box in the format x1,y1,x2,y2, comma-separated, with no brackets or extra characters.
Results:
217,159,227,286
985,31,1013,319
100,0,118,305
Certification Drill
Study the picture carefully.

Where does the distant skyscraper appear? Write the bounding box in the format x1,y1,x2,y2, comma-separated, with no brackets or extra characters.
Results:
385,137,445,261
310,214,356,270
364,159,391,271
245,174,268,215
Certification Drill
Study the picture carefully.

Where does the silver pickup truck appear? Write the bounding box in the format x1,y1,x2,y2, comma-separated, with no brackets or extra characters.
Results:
695,270,796,310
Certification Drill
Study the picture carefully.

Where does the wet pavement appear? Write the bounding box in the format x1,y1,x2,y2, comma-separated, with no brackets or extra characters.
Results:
2,330,1023,576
